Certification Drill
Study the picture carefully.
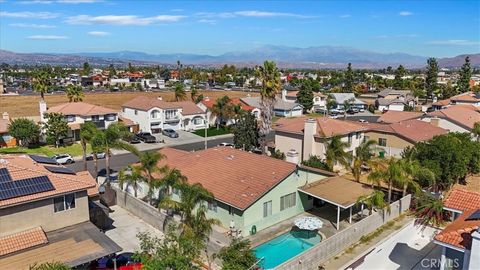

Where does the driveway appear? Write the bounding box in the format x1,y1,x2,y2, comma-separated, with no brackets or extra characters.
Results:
105,205,164,253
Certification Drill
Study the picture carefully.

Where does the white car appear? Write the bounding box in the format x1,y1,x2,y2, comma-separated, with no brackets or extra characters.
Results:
218,142,234,147
52,154,74,164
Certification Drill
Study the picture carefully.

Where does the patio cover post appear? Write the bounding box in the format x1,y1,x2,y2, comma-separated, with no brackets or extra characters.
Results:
336,205,340,230
349,206,352,223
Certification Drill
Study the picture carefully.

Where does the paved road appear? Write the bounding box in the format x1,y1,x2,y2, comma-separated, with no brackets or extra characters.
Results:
67,136,234,174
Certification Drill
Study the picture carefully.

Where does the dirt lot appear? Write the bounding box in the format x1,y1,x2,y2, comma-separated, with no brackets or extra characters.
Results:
0,90,259,118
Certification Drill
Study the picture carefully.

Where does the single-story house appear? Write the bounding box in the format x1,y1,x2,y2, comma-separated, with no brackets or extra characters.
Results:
241,96,304,117
329,93,366,111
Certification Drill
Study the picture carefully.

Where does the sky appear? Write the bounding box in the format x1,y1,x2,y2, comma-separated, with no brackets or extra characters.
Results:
0,0,479,57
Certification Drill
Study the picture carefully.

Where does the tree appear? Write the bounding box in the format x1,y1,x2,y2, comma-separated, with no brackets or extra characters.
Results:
216,239,258,270
352,140,376,182
256,61,281,154
128,62,135,73
135,150,164,202
302,155,331,171
32,69,52,100
8,118,40,147
393,65,406,89
108,64,116,77
44,112,69,148
343,63,354,92
232,112,259,151
29,262,70,270
457,56,472,93
190,86,199,102
297,82,314,113
415,193,447,228
82,62,91,76
91,123,138,184
367,158,404,203
425,58,439,103
474,122,480,142
271,149,286,160
211,96,233,129
356,190,389,216
174,83,186,101
118,165,145,198
79,122,97,172
66,85,84,102
325,136,352,171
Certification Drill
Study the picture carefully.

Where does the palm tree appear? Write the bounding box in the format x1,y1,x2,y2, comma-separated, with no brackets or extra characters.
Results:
79,122,97,172
174,83,187,101
138,151,165,202
66,85,84,102
415,193,447,228
397,158,423,197
157,167,187,199
118,165,145,198
473,122,480,142
211,96,233,129
343,98,353,119
352,139,377,182
256,61,281,154
367,158,403,203
190,86,198,102
32,69,52,100
325,136,352,171
356,190,389,216
91,123,139,185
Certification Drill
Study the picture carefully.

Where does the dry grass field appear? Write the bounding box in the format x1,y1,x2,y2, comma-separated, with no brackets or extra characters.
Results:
0,90,259,118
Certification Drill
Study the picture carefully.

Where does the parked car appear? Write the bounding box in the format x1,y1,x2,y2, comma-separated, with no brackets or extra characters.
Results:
51,154,74,164
218,142,234,147
358,119,368,123
136,132,157,143
86,152,109,161
129,136,141,144
347,108,359,114
162,129,179,138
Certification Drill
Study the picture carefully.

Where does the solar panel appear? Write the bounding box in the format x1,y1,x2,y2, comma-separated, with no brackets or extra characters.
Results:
44,166,76,175
0,168,12,183
29,155,58,165
0,175,54,200
466,209,480,221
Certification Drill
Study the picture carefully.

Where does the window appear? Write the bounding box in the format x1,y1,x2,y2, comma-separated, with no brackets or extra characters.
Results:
66,115,76,122
356,132,360,139
134,110,138,115
208,200,217,212
228,206,234,216
378,138,387,147
150,110,160,119
263,201,272,217
91,115,100,122
54,193,76,212
122,108,126,113
348,134,353,144
193,117,203,125
280,193,296,211
105,114,116,121
165,110,177,119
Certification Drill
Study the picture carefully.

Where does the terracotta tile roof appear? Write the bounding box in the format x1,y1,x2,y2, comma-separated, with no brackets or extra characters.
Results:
426,106,480,130
122,96,181,111
444,187,480,213
0,118,9,133
200,98,255,111
169,101,205,115
377,111,423,124
387,119,448,143
434,209,480,250
285,91,299,98
450,91,480,103
274,117,366,138
0,227,48,256
0,155,97,208
118,116,136,126
155,147,297,210
432,99,450,106
47,102,117,117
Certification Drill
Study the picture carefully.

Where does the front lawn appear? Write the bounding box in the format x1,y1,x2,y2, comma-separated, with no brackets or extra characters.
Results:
0,143,92,157
193,126,231,137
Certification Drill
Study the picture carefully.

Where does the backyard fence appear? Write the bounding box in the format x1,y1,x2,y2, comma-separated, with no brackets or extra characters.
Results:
276,194,412,270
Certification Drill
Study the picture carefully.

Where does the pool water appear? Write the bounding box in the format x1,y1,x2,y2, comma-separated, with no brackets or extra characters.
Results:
254,230,322,269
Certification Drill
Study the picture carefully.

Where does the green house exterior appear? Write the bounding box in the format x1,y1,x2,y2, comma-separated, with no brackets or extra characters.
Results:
172,168,328,237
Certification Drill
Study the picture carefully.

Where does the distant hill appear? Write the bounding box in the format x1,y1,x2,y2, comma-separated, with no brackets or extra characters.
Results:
1,46,479,69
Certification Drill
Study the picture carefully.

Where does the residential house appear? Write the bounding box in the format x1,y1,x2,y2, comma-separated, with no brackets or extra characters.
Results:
197,97,259,126
377,111,423,124
0,112,16,148
155,147,333,236
81,74,106,87
329,93,367,111
241,96,304,117
443,185,480,221
0,154,121,268
450,92,480,107
284,90,327,110
121,96,206,133
42,102,119,142
420,106,480,133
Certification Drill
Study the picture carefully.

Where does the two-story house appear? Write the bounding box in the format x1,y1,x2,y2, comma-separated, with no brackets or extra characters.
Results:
42,102,119,142
329,93,367,111
375,89,416,112
284,90,327,111
197,97,260,126
121,96,206,133
0,154,121,268
421,106,480,133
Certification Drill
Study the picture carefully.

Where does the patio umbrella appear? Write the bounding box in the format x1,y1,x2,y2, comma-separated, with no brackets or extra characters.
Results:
294,217,323,231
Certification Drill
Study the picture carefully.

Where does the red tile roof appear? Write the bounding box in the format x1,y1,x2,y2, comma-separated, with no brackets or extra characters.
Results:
155,147,297,210
444,188,480,213
0,227,48,256
434,209,480,250
426,106,480,130
169,101,205,115
118,116,136,126
0,155,97,208
47,102,117,116
387,119,448,143
274,117,366,138
200,98,255,111
450,91,480,103
377,111,423,124
122,96,181,111
433,99,450,106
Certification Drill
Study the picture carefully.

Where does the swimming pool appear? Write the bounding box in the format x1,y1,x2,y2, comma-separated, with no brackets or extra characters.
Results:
254,230,322,269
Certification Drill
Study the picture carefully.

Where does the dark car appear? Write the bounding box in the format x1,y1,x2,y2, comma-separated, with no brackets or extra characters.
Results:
136,132,156,143
162,129,179,138
129,136,141,144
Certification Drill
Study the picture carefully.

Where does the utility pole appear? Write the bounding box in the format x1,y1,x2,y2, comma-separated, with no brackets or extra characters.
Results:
204,114,208,150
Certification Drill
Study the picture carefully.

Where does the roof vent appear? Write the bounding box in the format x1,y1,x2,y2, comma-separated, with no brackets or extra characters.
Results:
227,155,235,160
157,96,163,101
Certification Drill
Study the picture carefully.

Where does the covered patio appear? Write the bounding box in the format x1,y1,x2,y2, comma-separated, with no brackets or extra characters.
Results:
299,176,374,230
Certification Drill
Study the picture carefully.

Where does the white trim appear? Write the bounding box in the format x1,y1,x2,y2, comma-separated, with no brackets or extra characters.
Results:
443,206,463,214
433,240,466,253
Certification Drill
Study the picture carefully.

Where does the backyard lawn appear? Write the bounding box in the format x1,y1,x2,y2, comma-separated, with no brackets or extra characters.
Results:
0,143,92,157
193,127,231,137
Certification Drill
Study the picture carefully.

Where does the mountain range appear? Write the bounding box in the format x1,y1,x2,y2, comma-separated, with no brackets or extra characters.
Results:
1,45,479,69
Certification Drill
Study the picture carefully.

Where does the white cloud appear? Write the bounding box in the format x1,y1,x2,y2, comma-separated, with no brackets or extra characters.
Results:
339,14,351,18
195,10,313,19
66,14,186,25
9,23,56,28
428,39,479,46
197,19,216,24
27,35,68,40
399,11,413,16
18,0,53,4
57,0,102,3
0,11,59,19
87,31,110,36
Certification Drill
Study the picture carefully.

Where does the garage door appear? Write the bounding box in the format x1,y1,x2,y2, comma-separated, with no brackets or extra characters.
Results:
164,121,180,130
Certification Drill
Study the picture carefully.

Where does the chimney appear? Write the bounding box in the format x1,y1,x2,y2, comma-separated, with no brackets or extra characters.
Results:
39,100,47,123
303,118,317,161
281,89,287,101
2,112,9,121
286,149,300,164
430,117,440,127
157,96,163,101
